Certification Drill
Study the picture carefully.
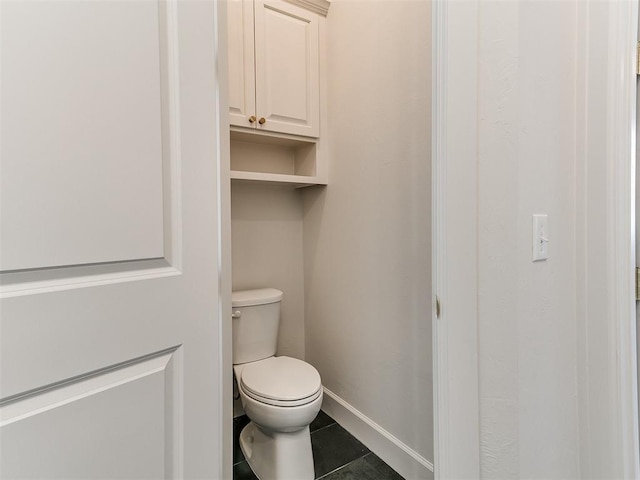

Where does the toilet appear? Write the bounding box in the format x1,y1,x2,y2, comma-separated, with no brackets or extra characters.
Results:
232,288,323,480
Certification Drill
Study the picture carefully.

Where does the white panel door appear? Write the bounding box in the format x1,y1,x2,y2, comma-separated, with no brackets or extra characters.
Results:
0,0,230,478
228,0,257,130
254,0,319,137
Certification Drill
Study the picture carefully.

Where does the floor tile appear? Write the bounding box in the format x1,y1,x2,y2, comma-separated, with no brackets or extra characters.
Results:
232,411,404,480
318,453,405,480
233,415,251,465
233,461,258,480
311,423,370,478
310,410,336,433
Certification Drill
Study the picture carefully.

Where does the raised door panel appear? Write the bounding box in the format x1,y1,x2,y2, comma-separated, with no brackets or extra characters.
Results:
254,0,319,137
0,0,165,271
0,351,178,479
228,0,257,129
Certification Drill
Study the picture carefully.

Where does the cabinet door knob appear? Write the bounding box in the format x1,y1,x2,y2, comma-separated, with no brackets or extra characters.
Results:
248,115,256,124
258,117,266,125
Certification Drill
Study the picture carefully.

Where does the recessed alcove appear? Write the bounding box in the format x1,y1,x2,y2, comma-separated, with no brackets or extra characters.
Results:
230,131,325,187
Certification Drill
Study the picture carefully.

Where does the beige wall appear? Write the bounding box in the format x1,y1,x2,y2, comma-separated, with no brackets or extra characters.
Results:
231,182,305,360
303,0,432,466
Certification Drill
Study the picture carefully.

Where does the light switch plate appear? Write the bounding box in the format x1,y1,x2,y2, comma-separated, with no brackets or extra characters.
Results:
532,214,548,261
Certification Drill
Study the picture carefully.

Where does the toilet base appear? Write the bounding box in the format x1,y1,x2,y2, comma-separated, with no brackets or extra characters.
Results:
239,421,314,480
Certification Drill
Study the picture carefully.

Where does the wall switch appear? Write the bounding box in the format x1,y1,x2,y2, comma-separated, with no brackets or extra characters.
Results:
532,214,549,261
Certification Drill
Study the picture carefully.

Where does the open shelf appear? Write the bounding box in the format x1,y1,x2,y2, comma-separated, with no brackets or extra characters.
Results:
230,130,326,187
230,170,327,187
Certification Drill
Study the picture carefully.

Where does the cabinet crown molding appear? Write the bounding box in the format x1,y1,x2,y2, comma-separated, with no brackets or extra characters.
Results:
283,0,330,16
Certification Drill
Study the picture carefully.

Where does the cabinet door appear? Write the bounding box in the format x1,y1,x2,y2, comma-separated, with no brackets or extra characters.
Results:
254,0,320,137
228,0,256,129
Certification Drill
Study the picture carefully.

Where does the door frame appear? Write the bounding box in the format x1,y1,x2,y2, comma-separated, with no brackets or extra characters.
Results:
214,0,233,478
431,1,480,478
598,0,640,475
566,1,640,476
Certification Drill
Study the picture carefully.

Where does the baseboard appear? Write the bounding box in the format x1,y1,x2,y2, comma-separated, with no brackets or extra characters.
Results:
321,387,434,480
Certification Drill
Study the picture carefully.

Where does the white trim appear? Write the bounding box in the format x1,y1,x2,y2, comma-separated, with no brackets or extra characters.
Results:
431,1,447,473
577,1,640,477
432,1,480,478
282,0,329,17
321,388,433,480
213,0,233,478
607,1,640,477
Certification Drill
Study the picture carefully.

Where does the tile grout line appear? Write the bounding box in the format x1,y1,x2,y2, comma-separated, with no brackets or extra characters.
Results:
314,452,373,480
310,421,337,436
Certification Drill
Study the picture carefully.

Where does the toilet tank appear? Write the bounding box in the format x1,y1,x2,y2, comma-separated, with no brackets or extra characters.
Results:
232,288,283,364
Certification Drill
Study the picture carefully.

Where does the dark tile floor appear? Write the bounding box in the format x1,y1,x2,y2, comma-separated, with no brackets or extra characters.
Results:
233,410,404,480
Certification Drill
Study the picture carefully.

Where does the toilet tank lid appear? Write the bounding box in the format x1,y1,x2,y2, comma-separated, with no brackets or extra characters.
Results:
232,288,283,307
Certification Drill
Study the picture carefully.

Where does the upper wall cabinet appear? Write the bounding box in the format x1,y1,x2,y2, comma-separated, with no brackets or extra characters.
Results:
228,0,321,138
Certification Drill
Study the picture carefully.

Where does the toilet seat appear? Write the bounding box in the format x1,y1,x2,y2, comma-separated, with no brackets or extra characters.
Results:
239,356,322,407
242,386,322,407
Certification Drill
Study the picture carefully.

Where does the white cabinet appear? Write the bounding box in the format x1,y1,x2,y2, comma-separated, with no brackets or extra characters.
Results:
228,0,256,128
228,0,320,138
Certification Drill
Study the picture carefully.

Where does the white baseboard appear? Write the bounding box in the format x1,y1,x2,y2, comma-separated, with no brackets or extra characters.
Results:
321,387,434,480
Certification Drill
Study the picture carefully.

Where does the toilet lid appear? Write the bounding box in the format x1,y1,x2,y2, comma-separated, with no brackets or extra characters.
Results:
240,356,322,403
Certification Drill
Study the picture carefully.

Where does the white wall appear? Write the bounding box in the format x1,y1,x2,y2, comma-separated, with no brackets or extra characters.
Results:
473,2,580,478
231,182,305,360
439,1,640,477
303,0,433,475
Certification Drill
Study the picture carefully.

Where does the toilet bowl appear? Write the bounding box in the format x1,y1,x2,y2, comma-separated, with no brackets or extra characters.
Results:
232,289,323,480
234,357,322,480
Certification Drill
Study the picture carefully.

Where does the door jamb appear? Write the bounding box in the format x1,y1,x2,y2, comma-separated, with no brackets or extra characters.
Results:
432,1,481,478
214,0,233,478
606,1,640,476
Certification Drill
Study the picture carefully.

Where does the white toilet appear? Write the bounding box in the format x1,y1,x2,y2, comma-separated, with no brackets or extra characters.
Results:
232,288,323,480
